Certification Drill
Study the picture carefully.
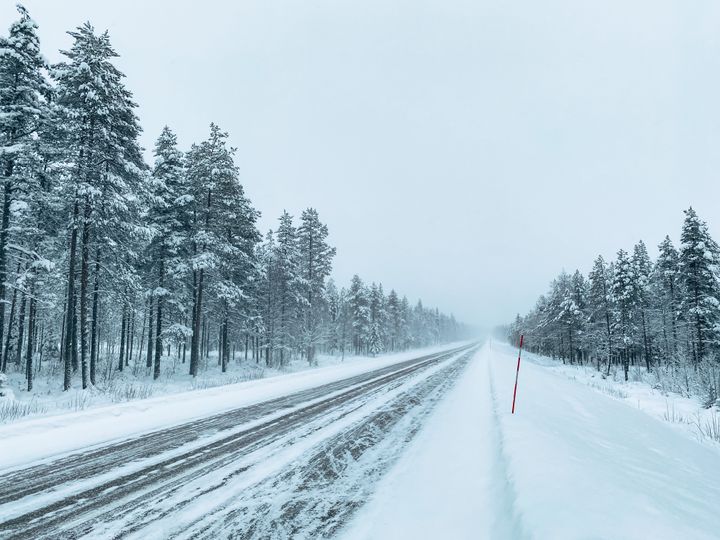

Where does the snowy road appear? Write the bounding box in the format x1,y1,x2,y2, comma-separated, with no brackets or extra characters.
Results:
5,341,719,539
0,344,478,539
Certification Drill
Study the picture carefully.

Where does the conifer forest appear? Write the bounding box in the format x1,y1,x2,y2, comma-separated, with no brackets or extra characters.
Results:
0,7,465,394
509,207,720,406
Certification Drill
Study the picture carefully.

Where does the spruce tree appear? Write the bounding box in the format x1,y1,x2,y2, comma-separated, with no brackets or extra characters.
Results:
0,5,51,373
147,127,188,379
652,236,680,359
588,256,614,373
632,241,653,370
54,22,145,388
678,207,720,364
612,250,636,380
297,208,335,364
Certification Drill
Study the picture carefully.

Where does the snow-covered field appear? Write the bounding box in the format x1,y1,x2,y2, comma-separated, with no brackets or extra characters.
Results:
342,341,720,540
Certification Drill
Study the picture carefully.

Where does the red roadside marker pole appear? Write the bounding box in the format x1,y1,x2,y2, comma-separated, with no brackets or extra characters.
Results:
511,334,524,414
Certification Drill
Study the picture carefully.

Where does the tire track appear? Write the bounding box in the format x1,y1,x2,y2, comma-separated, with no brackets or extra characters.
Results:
0,344,476,539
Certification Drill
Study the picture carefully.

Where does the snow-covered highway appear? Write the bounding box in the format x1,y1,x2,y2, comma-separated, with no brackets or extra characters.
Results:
2,341,720,539
0,343,478,539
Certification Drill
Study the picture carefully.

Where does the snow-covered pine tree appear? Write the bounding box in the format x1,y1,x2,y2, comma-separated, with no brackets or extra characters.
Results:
632,241,653,370
348,275,370,354
273,211,302,366
146,127,189,379
368,283,386,355
53,22,146,389
678,207,720,364
399,295,411,349
652,236,680,360
186,124,259,375
0,5,51,376
386,289,403,352
611,250,637,381
297,208,335,364
587,256,614,373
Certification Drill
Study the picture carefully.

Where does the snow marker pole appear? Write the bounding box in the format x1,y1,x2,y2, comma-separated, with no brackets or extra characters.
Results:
511,334,524,414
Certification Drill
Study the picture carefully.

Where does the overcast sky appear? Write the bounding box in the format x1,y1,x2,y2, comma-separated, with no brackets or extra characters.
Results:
4,0,720,328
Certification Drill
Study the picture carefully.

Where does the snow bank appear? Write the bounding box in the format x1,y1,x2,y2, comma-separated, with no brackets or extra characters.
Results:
343,341,720,540
491,340,720,539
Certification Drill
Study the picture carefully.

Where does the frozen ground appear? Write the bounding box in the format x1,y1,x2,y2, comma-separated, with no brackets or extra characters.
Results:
342,341,720,540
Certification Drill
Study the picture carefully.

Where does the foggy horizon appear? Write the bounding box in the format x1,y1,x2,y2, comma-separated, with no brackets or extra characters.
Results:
5,0,720,329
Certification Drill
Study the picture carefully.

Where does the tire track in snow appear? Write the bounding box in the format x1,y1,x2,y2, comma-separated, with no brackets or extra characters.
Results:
160,349,478,539
0,344,477,539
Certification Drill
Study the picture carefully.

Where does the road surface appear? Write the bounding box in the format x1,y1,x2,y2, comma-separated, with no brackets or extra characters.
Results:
0,343,478,539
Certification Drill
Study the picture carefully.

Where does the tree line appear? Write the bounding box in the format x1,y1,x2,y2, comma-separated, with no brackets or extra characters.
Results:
0,7,466,391
508,207,720,406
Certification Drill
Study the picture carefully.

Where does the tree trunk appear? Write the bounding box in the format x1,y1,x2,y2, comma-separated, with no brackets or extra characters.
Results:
127,308,134,366
15,290,26,367
0,180,13,368
26,291,36,392
118,305,126,371
189,269,204,377
154,258,164,380
221,315,229,373
90,249,100,385
79,199,92,389
63,201,80,390
2,265,19,371
146,295,154,369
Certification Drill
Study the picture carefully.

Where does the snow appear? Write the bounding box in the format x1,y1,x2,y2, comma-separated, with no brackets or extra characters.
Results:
342,341,720,540
0,341,470,472
342,341,518,540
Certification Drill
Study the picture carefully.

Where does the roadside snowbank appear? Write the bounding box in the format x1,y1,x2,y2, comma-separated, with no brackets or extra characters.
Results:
491,340,720,539
519,346,720,447
343,341,720,540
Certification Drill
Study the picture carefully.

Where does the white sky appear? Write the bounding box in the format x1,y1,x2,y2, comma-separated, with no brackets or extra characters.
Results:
3,0,720,328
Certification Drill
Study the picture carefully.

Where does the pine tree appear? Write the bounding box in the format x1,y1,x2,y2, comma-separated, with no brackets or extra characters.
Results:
632,241,653,370
611,250,637,380
146,126,188,379
273,211,302,365
348,275,370,354
368,283,386,355
386,289,403,351
0,5,51,374
297,208,335,364
186,124,259,375
652,236,680,359
678,207,720,364
588,256,614,373
54,22,145,388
